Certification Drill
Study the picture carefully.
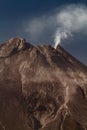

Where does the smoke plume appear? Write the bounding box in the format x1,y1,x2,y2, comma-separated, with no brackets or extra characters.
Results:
54,4,87,48
23,4,87,48
54,30,72,48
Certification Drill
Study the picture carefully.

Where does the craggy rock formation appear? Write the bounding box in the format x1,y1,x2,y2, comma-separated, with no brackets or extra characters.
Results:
0,37,87,130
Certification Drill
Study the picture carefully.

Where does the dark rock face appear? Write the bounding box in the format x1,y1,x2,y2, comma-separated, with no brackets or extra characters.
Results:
0,37,87,130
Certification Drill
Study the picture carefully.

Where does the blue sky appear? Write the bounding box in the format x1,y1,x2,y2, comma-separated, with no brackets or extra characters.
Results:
0,0,87,64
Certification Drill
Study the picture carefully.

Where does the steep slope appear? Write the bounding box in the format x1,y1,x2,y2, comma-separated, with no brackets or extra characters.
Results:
0,37,87,130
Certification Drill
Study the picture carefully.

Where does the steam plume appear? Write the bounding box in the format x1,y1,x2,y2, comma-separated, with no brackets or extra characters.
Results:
54,4,87,48
23,4,87,48
54,30,71,48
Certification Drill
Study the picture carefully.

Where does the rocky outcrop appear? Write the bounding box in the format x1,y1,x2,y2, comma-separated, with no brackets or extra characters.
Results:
0,37,87,130
0,37,30,57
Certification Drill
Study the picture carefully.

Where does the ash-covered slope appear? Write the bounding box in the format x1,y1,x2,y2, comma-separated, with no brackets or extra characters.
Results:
0,37,87,130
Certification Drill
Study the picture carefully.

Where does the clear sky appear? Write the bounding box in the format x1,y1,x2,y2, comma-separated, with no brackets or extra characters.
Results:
0,0,87,64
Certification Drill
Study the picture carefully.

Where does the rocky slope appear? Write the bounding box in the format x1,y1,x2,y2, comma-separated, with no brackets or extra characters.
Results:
0,37,87,130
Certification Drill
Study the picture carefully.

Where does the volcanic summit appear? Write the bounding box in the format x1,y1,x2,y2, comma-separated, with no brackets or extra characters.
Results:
0,37,87,130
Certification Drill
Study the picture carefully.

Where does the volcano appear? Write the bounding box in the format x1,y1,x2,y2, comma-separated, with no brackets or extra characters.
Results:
0,37,87,130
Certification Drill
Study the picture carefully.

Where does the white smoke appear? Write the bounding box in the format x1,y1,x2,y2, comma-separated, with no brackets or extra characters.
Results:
23,4,87,48
54,4,87,48
54,30,72,48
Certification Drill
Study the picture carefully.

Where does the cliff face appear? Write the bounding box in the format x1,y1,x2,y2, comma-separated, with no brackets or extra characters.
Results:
0,37,87,130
